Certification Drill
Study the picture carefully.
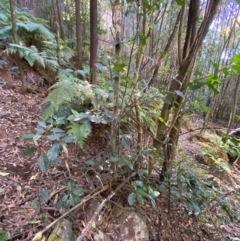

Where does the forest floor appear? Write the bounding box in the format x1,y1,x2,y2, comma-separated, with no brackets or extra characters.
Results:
1,54,240,241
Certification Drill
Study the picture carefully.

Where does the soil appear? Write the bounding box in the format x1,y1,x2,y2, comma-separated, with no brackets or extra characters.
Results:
0,53,240,241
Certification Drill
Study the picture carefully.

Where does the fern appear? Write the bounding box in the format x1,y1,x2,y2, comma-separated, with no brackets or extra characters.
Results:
42,70,110,120
17,22,54,40
67,121,92,148
5,43,58,70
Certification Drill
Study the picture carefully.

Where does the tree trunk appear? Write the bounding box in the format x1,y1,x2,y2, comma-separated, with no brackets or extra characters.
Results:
227,76,240,132
75,0,83,71
153,0,221,180
9,0,27,94
90,0,98,84
56,0,65,40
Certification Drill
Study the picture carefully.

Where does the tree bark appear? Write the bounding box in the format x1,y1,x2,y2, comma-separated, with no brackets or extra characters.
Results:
90,0,98,84
153,0,221,179
56,0,65,40
75,0,83,71
227,76,240,132
9,0,27,94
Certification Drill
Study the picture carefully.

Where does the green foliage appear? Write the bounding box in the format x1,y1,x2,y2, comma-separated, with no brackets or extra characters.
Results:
0,231,10,241
5,44,58,69
56,181,84,210
42,69,109,120
199,134,230,170
158,161,240,222
21,119,73,173
128,180,160,208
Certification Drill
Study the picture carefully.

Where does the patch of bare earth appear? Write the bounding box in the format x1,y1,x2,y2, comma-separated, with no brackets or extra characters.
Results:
0,56,240,240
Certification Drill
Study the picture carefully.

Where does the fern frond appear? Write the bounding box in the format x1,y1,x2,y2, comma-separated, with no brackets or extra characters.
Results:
0,26,11,37
42,80,80,120
6,43,45,67
17,22,54,40
0,12,8,22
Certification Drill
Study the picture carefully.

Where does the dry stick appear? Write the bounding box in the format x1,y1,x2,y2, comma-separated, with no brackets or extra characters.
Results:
32,186,109,241
75,175,132,241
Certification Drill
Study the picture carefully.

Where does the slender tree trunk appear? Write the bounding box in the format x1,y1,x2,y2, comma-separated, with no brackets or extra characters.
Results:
110,0,121,180
227,76,240,132
56,0,65,40
90,0,98,84
75,0,83,71
152,0,221,180
9,0,27,94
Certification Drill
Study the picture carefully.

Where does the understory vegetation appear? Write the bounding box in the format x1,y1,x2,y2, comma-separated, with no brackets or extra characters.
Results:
1,0,240,240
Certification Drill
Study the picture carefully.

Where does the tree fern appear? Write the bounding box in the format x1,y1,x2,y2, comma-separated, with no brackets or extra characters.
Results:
17,22,54,40
5,43,58,69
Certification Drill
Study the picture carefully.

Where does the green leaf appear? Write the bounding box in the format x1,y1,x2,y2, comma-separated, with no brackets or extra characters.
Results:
0,231,11,241
73,188,84,197
112,62,125,72
85,160,95,166
52,128,65,133
132,180,144,187
80,120,92,137
38,120,46,128
48,133,64,141
62,194,69,202
38,153,49,173
232,53,240,62
212,61,219,69
40,189,50,201
56,200,63,210
33,134,42,141
47,143,62,162
128,192,136,206
122,157,133,170
175,90,184,98
69,194,79,206
151,190,160,198
67,180,75,191
109,155,118,163
50,157,61,164
35,127,45,134
136,192,144,204
62,135,76,143
21,147,37,156
138,32,147,46
21,133,34,140
222,67,230,76
232,64,240,74
175,0,184,5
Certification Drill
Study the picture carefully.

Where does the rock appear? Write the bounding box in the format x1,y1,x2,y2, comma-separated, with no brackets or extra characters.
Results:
118,211,149,241
93,230,112,241
47,219,75,241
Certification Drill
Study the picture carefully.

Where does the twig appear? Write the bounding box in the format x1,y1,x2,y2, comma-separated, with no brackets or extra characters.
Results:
76,192,115,241
75,174,133,241
32,186,109,241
